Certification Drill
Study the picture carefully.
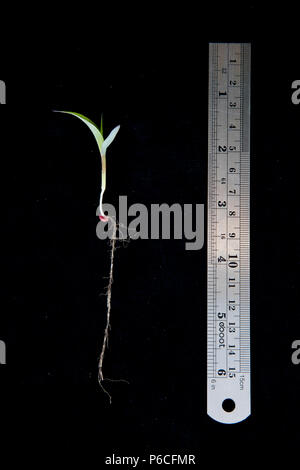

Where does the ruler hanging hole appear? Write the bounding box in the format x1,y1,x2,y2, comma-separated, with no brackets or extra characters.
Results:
222,398,236,413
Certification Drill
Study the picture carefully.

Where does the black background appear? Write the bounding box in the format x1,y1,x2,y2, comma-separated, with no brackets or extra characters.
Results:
0,5,299,464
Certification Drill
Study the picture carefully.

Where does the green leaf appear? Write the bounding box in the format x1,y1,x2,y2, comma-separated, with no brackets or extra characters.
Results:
54,111,104,152
101,125,120,157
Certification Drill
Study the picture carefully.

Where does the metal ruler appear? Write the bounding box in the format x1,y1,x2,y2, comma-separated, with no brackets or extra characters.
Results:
207,43,251,424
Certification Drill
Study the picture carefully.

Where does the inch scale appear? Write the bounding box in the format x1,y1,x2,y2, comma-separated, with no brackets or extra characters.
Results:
207,43,251,424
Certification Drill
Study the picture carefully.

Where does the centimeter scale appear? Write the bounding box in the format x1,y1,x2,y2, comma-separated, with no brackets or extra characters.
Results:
207,43,251,424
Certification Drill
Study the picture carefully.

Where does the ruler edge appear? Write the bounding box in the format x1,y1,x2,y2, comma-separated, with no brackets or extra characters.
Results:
240,43,251,377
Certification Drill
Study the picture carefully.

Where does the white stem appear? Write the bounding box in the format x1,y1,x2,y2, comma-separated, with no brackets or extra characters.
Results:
99,187,105,217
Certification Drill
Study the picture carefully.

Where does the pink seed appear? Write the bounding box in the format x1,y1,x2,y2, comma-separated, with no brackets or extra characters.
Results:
99,215,109,222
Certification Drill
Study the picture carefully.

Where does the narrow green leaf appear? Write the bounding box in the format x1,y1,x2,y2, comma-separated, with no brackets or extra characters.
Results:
101,125,120,157
54,110,104,152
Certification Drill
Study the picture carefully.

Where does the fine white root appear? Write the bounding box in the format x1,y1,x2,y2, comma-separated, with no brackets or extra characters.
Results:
97,217,131,403
98,216,117,402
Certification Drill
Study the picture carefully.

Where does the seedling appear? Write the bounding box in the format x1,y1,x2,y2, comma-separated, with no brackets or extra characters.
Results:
54,111,121,400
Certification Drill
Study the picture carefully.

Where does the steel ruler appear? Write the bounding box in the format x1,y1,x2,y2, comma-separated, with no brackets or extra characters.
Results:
207,43,251,424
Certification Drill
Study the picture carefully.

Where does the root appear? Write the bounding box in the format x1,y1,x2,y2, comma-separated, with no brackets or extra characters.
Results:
98,217,117,401
97,217,130,403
